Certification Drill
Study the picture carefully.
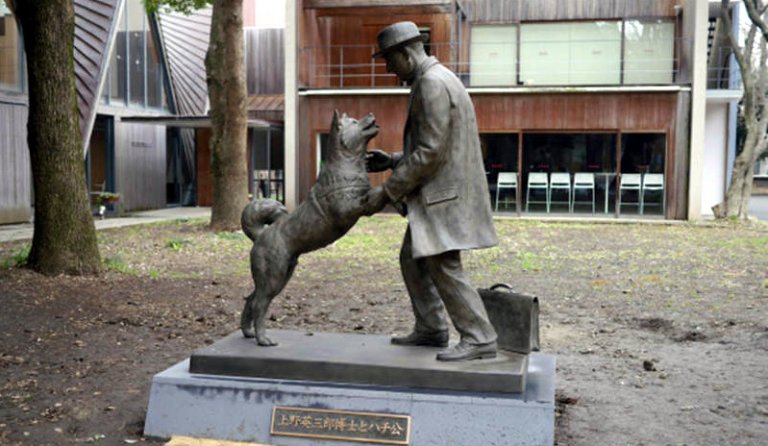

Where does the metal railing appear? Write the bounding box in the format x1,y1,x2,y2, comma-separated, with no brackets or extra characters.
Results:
707,46,742,90
299,38,739,90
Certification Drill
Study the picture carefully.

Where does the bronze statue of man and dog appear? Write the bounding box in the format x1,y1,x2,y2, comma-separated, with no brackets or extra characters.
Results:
240,21,499,362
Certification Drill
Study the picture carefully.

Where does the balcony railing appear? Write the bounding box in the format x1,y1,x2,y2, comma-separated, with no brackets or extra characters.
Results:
299,38,736,90
707,46,742,90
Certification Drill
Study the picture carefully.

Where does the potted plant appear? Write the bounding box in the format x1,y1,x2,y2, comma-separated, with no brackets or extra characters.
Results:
96,192,120,219
97,192,120,205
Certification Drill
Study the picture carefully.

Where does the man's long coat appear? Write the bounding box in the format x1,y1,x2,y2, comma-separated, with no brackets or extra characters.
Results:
383,56,498,258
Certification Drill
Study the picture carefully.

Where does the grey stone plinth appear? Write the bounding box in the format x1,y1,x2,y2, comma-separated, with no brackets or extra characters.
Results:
190,330,528,394
144,352,555,445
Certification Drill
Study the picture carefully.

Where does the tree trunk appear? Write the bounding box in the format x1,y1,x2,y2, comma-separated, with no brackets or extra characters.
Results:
712,133,763,219
712,1,768,221
205,0,249,231
15,0,101,275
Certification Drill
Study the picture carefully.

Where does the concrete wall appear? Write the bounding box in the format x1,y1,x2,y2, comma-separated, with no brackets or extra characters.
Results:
284,0,298,210
701,102,728,215
685,0,709,220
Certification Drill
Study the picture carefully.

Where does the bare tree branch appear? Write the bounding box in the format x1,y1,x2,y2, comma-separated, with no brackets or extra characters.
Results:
744,0,768,42
722,0,752,92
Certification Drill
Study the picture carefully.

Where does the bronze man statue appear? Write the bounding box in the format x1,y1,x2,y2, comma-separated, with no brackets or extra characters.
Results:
364,21,498,361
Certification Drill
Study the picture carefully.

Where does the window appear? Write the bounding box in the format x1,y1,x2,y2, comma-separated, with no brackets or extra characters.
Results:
481,133,519,211
419,27,431,56
0,6,24,92
620,133,666,175
470,25,517,87
251,128,284,202
520,23,570,85
103,0,168,109
107,7,127,103
127,1,146,106
619,133,666,216
317,133,329,176
469,20,674,87
146,26,165,107
623,20,675,84
522,133,617,214
520,22,621,86
569,22,621,85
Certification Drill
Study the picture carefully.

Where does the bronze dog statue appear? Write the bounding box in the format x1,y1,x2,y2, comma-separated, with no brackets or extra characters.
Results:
240,111,379,346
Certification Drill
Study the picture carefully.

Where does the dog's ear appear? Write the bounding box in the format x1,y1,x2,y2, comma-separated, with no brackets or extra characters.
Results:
329,110,342,148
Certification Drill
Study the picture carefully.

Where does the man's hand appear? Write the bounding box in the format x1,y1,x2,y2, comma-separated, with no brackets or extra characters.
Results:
366,150,392,173
364,186,389,216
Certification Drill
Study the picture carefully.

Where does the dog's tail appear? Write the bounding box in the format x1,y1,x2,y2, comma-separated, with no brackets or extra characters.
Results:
241,199,289,241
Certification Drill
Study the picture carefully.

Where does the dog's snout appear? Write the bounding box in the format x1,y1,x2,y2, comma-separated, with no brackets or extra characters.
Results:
361,113,377,130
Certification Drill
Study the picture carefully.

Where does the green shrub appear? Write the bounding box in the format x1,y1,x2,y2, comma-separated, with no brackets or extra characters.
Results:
104,256,131,273
214,232,247,241
1,245,31,268
165,239,189,251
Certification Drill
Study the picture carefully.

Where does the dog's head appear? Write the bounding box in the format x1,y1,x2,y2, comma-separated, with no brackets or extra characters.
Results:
329,110,379,156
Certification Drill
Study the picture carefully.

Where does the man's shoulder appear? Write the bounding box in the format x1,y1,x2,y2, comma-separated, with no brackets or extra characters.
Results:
421,62,464,91
423,62,454,80
417,63,468,107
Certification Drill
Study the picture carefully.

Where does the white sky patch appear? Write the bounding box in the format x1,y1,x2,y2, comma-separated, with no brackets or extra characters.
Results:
252,0,286,29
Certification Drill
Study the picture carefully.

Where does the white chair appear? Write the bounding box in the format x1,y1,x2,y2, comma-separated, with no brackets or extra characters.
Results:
618,173,642,214
495,172,518,212
548,173,571,212
525,172,549,212
641,173,664,215
571,172,595,213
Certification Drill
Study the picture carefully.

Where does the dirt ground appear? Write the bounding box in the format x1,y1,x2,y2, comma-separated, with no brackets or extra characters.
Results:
0,216,767,446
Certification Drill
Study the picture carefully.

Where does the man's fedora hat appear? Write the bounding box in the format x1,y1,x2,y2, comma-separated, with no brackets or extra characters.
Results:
372,21,427,58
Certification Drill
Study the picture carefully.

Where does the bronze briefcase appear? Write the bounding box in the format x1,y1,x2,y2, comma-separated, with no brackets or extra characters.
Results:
478,283,540,354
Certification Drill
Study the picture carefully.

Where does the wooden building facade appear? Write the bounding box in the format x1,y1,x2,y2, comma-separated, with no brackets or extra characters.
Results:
0,0,286,223
294,0,709,219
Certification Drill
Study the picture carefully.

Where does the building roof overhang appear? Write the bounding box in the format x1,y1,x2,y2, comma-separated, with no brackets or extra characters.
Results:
298,85,692,96
706,89,743,104
120,115,274,129
305,0,452,9
248,94,285,112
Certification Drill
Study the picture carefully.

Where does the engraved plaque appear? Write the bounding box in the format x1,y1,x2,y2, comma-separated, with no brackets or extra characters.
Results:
271,406,410,445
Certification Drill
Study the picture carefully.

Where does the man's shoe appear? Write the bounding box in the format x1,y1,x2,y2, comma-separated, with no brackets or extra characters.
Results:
391,331,449,347
436,340,497,362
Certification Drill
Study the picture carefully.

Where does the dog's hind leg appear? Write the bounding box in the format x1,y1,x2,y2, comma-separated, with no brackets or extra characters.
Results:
249,256,298,347
240,292,255,338
249,291,277,346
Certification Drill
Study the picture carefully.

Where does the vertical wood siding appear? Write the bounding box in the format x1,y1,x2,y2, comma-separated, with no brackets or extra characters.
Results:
246,28,284,95
299,94,409,200
114,121,167,210
672,91,691,219
299,91,686,215
195,127,213,206
0,101,32,224
462,0,681,22
305,0,453,7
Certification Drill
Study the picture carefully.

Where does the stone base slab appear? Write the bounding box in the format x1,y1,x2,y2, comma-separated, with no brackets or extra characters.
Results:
190,330,529,394
144,354,555,445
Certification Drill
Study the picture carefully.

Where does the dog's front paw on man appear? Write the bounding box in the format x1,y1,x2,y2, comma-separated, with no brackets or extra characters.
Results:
364,185,389,216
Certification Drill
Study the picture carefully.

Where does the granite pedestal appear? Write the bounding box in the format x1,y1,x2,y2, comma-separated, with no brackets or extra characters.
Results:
145,330,555,445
